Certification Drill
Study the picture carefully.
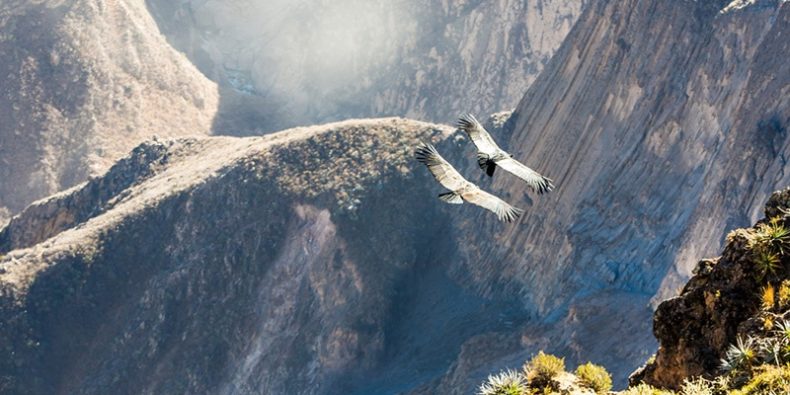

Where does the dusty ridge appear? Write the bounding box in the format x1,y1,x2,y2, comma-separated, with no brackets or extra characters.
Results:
0,0,219,218
0,117,478,395
0,118,452,300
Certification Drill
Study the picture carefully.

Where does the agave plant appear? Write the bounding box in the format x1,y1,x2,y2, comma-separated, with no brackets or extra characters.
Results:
757,219,790,255
755,249,782,280
775,320,790,343
478,369,529,395
722,336,757,372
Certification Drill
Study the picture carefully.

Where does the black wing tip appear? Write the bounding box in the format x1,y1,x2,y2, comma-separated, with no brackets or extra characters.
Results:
414,142,437,164
456,113,479,129
500,206,525,223
486,162,496,177
536,176,555,194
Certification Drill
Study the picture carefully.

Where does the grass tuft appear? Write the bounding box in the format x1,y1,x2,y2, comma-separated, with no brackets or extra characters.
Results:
620,383,675,395
731,364,790,395
777,280,790,308
522,351,565,390
574,362,612,393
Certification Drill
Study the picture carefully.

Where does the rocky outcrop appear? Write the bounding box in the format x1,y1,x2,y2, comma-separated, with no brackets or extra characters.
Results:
630,188,790,389
144,0,583,133
0,0,218,218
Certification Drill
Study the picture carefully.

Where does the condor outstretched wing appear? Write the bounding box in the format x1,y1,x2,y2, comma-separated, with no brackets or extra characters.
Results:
461,188,524,223
414,143,467,191
494,157,554,194
457,114,500,154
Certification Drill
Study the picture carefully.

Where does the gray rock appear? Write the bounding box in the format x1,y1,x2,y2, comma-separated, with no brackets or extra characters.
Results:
0,0,218,217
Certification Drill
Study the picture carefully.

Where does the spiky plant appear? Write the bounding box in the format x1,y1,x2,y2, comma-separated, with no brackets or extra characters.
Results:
760,337,783,366
754,250,781,280
722,336,757,372
775,320,790,342
522,351,565,390
575,362,612,393
477,369,530,395
777,280,790,308
756,218,790,255
762,285,776,310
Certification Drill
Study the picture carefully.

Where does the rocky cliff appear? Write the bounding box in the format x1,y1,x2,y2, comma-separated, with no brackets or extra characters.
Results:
0,0,218,221
625,188,790,392
143,0,583,133
417,0,788,388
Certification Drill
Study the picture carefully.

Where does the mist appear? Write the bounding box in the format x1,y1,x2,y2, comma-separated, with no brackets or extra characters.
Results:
145,0,580,133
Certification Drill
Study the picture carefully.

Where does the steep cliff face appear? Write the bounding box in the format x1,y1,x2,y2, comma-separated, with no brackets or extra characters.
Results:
143,0,583,133
0,0,219,220
398,0,790,389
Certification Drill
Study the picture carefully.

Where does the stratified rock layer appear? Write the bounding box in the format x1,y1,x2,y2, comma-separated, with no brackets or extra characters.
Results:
0,0,218,218
408,0,788,389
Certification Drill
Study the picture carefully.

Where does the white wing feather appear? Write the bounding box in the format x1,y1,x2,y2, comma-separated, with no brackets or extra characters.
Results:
461,188,524,223
415,142,524,222
457,114,500,154
494,157,554,194
414,143,468,191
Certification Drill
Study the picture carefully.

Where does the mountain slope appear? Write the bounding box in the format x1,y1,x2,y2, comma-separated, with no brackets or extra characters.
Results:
1,118,517,394
0,0,219,221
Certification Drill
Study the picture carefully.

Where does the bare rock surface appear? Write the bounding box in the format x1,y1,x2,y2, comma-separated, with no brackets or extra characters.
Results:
0,0,219,216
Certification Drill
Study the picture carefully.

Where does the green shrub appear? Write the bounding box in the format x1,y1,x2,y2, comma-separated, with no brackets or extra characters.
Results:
477,369,531,395
620,383,676,395
754,250,781,280
574,362,612,393
731,364,790,394
755,219,790,255
522,351,565,389
679,376,718,395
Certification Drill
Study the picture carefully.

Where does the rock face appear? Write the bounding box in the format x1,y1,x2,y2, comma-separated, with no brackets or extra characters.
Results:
419,0,788,384
631,188,790,389
0,0,219,220
143,0,583,133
